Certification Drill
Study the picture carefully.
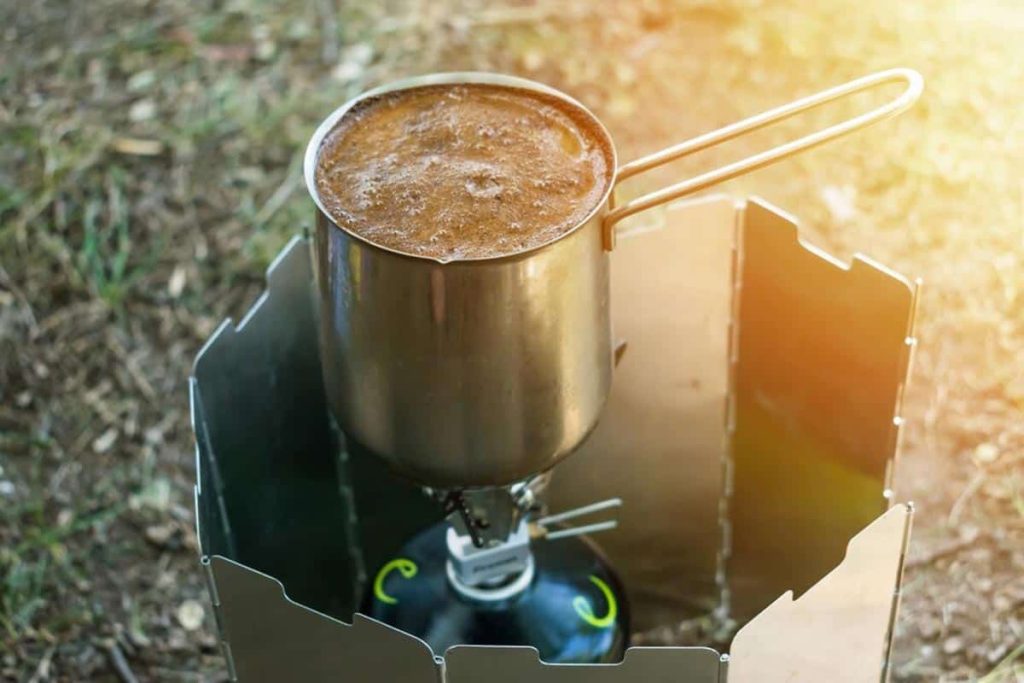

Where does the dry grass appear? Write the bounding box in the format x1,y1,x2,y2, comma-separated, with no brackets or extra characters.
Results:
1,0,1021,680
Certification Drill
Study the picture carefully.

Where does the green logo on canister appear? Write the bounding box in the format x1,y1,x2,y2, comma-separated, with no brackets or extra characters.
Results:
373,558,418,605
573,575,617,629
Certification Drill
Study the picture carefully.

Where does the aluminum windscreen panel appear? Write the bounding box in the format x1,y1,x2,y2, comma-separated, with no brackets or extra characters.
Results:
727,199,916,622
192,237,356,622
728,504,912,682
551,196,737,632
210,557,439,683
446,645,721,683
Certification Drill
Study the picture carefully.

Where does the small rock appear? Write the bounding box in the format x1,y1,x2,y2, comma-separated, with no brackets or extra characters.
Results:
127,70,156,92
145,524,176,547
177,600,205,631
252,24,275,60
0,481,15,497
156,570,176,590
92,427,119,454
129,98,157,122
254,36,276,61
973,442,1000,464
345,42,373,66
129,478,171,512
943,636,964,656
144,426,164,444
168,265,187,298
331,61,363,84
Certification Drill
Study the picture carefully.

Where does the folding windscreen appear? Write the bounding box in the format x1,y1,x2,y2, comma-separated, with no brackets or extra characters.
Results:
191,195,916,681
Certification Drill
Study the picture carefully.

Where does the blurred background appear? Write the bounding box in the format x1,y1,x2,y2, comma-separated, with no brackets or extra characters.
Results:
1,0,1022,680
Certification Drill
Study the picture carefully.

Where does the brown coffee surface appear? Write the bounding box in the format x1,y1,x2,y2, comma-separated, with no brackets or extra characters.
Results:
314,83,613,261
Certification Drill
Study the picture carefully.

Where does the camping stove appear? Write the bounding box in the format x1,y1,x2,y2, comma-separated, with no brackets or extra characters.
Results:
352,461,631,663
190,195,918,682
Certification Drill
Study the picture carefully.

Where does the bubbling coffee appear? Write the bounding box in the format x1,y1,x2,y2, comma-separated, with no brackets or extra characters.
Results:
314,83,613,261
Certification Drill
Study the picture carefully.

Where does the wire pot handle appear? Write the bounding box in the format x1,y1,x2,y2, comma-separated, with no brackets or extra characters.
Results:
602,68,924,249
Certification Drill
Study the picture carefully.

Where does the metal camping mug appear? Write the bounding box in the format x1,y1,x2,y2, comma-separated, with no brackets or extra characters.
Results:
304,69,922,489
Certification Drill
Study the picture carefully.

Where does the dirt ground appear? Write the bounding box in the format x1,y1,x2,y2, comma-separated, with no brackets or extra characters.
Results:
1,0,1022,681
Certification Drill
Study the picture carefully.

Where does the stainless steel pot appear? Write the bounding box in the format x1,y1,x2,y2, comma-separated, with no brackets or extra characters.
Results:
304,69,921,489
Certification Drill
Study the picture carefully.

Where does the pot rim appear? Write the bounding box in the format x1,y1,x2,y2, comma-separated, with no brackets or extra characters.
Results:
303,71,619,264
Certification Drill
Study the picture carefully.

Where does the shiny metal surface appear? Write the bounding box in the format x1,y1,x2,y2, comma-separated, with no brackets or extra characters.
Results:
729,504,913,682
726,199,918,622
445,645,722,683
210,557,439,683
313,200,612,488
550,196,919,641
191,236,356,622
307,73,615,489
549,195,738,632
